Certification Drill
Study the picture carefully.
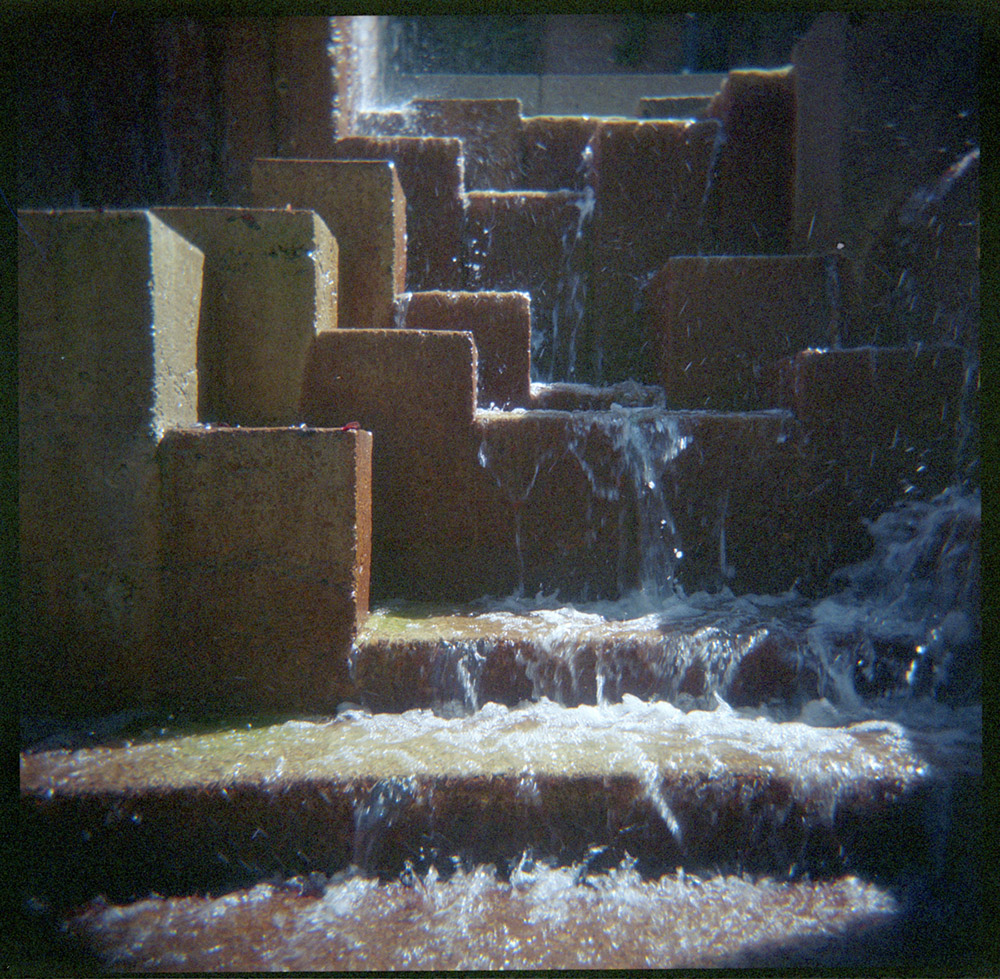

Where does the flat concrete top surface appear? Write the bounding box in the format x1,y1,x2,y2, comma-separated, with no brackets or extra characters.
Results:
20,695,979,798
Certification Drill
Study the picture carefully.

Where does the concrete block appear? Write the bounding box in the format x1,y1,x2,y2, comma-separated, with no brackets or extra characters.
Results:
474,408,849,599
299,329,486,601
465,190,588,382
329,136,465,291
394,291,531,409
409,98,523,190
251,159,406,330
18,209,202,714
586,119,719,383
702,68,797,254
157,427,372,712
153,207,337,426
638,96,711,119
517,116,601,191
774,345,966,511
650,254,855,410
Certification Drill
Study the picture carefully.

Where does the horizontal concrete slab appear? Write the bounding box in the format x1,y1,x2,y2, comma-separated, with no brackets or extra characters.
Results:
20,698,978,909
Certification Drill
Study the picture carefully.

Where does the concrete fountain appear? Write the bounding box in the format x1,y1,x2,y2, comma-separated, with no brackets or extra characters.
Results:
17,13,981,971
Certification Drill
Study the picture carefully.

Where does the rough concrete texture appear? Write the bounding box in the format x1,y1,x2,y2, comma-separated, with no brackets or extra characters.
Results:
152,207,337,425
465,190,588,382
774,345,966,514
639,96,712,119
18,210,202,715
650,254,856,410
703,68,798,254
251,159,406,330
517,115,601,191
409,98,522,191
300,329,492,600
395,291,532,409
585,119,719,383
474,408,856,599
157,427,372,713
329,136,465,291
20,704,978,907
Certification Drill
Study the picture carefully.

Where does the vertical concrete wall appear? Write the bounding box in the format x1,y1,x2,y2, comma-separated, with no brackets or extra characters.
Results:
152,207,338,425
18,210,202,713
157,428,372,713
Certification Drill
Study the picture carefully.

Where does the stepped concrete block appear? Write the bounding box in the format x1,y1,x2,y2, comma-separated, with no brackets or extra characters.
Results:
157,427,372,712
395,290,531,409
410,98,522,191
251,159,406,330
517,116,601,191
18,209,202,715
329,136,465,291
152,207,337,426
638,96,712,119
352,606,817,714
300,329,493,600
702,68,797,254
774,345,966,511
586,119,719,383
474,408,847,598
355,108,411,136
649,254,855,410
21,704,977,909
465,190,587,382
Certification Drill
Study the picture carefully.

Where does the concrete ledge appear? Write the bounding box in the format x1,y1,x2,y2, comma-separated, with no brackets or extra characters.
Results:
395,291,531,408
251,159,406,329
153,207,338,426
157,426,372,713
329,136,465,291
20,701,977,906
650,254,855,410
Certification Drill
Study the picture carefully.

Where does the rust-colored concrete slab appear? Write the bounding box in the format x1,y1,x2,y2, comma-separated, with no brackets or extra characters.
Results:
650,254,855,410
251,159,406,330
410,98,522,191
702,68,797,254
18,210,202,715
300,329,491,600
465,190,588,381
329,135,465,290
395,291,531,409
639,96,711,119
153,207,337,426
20,700,979,907
774,345,966,512
157,426,372,713
585,119,718,383
518,116,601,191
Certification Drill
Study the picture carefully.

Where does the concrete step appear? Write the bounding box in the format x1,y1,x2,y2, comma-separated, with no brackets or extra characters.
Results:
20,698,979,912
54,867,937,970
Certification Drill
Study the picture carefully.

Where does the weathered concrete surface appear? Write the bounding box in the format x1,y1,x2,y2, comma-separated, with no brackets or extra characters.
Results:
465,190,587,381
251,159,406,330
157,427,372,713
585,119,718,383
517,116,600,191
702,68,798,255
300,329,491,600
649,254,856,410
639,96,712,119
474,408,857,599
395,291,531,409
152,207,338,425
329,136,465,291
409,98,522,191
18,209,202,715
20,702,979,908
773,345,966,513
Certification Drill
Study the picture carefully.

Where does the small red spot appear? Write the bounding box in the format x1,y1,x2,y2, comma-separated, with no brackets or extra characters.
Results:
340,421,361,430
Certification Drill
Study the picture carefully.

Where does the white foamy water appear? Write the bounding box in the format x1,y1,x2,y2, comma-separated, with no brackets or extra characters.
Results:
68,863,901,971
